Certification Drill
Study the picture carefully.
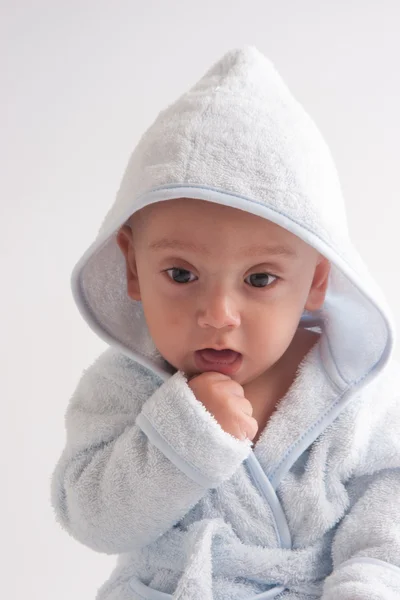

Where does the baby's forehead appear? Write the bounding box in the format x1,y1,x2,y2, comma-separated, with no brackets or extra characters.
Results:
130,199,306,251
130,198,281,233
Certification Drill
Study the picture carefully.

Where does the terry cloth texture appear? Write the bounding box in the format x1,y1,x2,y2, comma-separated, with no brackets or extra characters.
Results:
51,46,399,599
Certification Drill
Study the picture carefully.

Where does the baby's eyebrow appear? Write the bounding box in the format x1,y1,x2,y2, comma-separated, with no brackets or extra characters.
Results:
148,238,298,258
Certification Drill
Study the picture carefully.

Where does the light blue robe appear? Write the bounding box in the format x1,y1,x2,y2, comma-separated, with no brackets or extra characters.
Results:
51,46,400,599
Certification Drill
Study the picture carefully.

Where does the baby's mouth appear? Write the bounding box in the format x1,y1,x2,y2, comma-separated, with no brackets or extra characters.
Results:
197,348,241,364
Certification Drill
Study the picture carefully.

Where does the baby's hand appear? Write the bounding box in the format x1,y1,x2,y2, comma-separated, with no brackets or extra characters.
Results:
187,372,258,442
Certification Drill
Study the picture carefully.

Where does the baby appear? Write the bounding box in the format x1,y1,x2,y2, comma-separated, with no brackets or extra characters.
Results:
51,47,400,600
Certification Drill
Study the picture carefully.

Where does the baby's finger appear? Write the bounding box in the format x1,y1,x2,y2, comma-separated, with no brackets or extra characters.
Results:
240,399,253,417
241,416,259,441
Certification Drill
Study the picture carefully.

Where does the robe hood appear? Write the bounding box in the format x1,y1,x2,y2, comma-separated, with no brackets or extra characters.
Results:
71,46,395,391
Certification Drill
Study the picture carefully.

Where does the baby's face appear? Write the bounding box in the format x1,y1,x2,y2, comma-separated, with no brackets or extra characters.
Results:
118,198,328,385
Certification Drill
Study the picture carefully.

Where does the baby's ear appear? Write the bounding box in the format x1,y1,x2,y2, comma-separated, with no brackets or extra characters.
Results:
116,226,141,301
305,256,330,311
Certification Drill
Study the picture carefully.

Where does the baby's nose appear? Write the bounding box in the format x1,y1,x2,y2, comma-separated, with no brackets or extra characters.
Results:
197,294,240,329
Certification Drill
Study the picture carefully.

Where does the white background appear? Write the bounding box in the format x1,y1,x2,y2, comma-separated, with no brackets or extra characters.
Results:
2,1,399,598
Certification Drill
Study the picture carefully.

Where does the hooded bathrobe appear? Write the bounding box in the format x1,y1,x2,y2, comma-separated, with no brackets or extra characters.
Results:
50,47,400,599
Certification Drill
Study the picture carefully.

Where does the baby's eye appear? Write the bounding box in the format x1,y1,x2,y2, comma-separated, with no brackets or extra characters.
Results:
166,268,197,284
165,268,277,288
245,273,277,288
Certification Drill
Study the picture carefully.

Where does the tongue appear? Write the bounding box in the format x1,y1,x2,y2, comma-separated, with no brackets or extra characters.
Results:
200,349,239,364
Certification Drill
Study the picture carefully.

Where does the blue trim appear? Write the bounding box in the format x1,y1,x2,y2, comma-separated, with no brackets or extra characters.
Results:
136,413,220,488
245,453,292,549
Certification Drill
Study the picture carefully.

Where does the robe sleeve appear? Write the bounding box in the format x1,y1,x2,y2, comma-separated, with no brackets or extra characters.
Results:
50,349,251,554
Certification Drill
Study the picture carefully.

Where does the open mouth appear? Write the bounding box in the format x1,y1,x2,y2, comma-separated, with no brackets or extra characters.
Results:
194,348,243,375
197,348,240,364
